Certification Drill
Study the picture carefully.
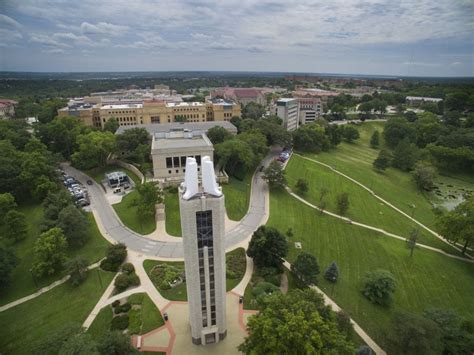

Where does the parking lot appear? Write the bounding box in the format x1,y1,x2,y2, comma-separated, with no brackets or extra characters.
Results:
59,169,91,209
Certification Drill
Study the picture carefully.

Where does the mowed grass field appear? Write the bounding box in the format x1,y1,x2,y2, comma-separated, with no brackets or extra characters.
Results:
222,172,253,221
305,121,439,231
164,190,181,237
0,204,110,306
286,155,458,255
113,190,156,235
0,269,115,354
267,189,474,351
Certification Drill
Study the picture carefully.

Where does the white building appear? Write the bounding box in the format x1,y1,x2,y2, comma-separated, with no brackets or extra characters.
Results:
406,96,443,104
275,98,299,131
179,157,227,345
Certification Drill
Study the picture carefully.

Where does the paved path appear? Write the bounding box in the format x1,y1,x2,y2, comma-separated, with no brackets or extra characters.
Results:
294,154,472,259
0,260,102,313
282,261,386,355
62,149,276,259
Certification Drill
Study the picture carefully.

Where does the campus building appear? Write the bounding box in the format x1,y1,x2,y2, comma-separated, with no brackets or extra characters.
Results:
0,99,18,119
211,87,266,106
297,97,323,125
58,98,241,129
179,156,227,345
275,98,299,131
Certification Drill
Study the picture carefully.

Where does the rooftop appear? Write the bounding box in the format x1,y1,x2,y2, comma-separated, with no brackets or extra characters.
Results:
116,121,237,135
151,130,213,151
101,104,143,109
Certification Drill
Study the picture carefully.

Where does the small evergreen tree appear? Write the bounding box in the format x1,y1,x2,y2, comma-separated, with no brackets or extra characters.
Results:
66,258,89,286
295,178,309,195
336,193,350,215
373,149,391,171
407,229,418,257
291,252,320,285
362,269,396,306
324,261,339,282
370,131,380,148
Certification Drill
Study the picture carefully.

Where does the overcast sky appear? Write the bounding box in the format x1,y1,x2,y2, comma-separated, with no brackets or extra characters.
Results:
0,0,473,76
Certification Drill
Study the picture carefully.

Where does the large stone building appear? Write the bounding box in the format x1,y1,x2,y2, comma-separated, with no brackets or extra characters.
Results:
151,129,214,180
58,98,241,129
211,87,266,106
179,156,227,345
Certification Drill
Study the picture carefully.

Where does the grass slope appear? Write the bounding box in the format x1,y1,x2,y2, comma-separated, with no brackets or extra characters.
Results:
222,172,252,221
286,154,458,255
0,269,115,354
0,204,110,306
112,190,156,235
164,190,181,237
267,189,474,350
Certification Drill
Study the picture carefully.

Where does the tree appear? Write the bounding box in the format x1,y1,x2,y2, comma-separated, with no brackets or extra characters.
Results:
389,312,442,355
0,140,24,198
362,269,396,306
242,102,265,120
239,289,354,354
295,178,309,195
66,258,89,286
4,209,28,243
215,139,255,176
342,126,360,143
324,261,339,282
33,322,83,355
57,205,90,247
291,252,320,285
32,227,68,278
96,330,138,355
359,102,373,116
383,117,416,148
43,190,74,227
262,161,286,189
293,125,330,153
436,196,474,254
423,308,474,354
71,131,116,170
325,124,343,147
0,245,19,287
373,149,391,171
247,226,288,268
116,127,150,164
206,126,233,144
404,111,418,122
412,161,437,191
134,182,163,229
336,192,350,215
100,243,127,272
103,117,119,133
0,192,17,222
392,139,419,171
59,332,99,355
370,131,380,148
407,229,418,257
237,131,269,162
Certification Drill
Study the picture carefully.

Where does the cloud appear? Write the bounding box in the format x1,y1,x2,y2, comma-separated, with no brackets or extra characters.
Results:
42,48,65,54
30,34,71,48
0,28,23,42
0,14,23,29
81,22,128,36
191,32,212,40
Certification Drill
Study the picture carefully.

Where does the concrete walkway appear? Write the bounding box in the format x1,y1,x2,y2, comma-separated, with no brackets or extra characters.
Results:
0,260,102,313
282,261,386,355
293,154,473,259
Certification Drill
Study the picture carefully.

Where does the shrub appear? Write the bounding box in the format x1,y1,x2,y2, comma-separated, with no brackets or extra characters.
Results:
101,243,127,272
121,263,135,275
114,274,131,293
111,300,121,308
111,314,129,330
127,273,140,287
114,303,131,314
362,269,396,306
324,261,339,283
160,280,171,290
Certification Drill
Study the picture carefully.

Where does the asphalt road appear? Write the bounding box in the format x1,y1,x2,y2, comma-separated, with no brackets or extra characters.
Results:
63,150,277,258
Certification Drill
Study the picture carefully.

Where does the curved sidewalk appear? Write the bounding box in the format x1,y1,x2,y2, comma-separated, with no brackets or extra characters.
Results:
63,150,275,259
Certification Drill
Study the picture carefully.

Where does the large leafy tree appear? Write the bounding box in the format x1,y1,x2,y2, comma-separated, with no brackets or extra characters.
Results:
247,226,288,268
4,210,28,243
206,126,233,144
103,117,119,133
389,312,442,355
237,130,269,162
0,140,24,198
242,102,265,120
342,126,360,143
293,124,330,153
436,196,474,254
96,330,138,355
59,332,99,355
262,160,286,189
370,130,380,148
412,161,437,191
71,131,116,170
291,252,320,285
215,139,255,176
0,245,19,287
57,205,90,247
392,139,419,171
373,149,391,171
134,182,163,229
383,117,416,148
0,192,17,223
116,127,150,164
42,190,74,228
362,269,396,306
239,289,355,354
32,227,68,278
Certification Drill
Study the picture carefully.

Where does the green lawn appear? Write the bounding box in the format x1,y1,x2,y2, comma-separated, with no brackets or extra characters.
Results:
164,190,181,237
0,204,110,306
85,164,142,185
222,172,253,221
267,189,474,351
144,248,247,301
113,190,156,235
0,269,115,354
88,293,164,339
286,155,460,255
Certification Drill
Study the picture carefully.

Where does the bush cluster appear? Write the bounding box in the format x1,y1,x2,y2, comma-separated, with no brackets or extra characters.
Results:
111,314,129,330
114,272,140,292
150,264,183,290
100,243,127,272
113,302,132,314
